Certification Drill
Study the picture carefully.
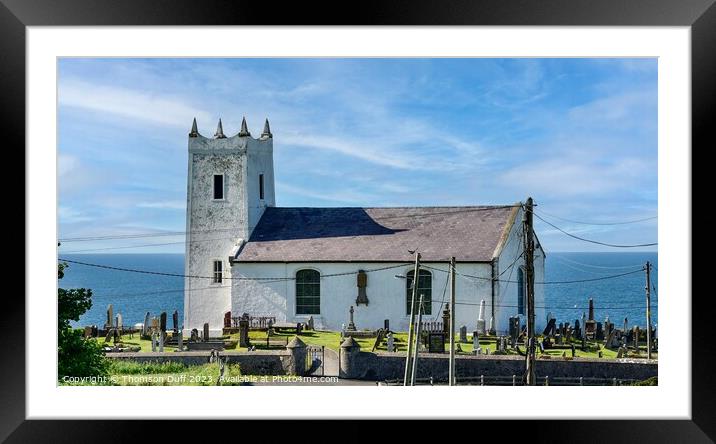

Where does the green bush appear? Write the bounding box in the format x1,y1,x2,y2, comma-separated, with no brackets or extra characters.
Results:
108,360,187,375
58,329,109,378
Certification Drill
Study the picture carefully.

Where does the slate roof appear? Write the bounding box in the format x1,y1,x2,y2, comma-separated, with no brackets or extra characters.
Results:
233,205,519,263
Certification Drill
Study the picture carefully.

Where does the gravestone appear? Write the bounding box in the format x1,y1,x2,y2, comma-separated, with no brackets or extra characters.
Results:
296,323,303,335
158,328,164,352
588,298,595,320
83,326,93,338
428,332,446,353
509,317,521,345
91,325,98,338
477,299,486,335
555,333,563,345
574,319,581,340
571,344,576,357
346,306,357,332
596,322,604,340
456,343,463,353
472,331,481,355
191,328,199,342
142,312,151,337
558,322,564,337
160,312,167,333
203,323,210,342
542,336,552,349
442,303,451,334
116,313,123,331
633,326,640,352
623,317,629,336
543,318,557,336
459,326,468,343
238,315,250,348
172,310,179,333
307,316,315,331
384,319,390,332
386,332,395,352
488,316,495,335
616,346,626,359
356,269,369,306
106,304,114,329
565,323,572,342
177,331,183,351
151,331,157,352
224,311,232,328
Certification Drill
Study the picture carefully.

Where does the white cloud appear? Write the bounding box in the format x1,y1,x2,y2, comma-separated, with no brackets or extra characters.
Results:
59,78,213,128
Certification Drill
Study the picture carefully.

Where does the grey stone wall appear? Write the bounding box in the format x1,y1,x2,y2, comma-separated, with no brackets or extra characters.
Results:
107,351,290,376
345,352,657,382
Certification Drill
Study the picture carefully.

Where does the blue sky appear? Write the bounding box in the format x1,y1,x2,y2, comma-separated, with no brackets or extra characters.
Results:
57,58,657,253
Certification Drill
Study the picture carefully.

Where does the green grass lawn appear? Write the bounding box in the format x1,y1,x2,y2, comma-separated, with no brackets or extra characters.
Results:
60,360,244,386
106,330,655,360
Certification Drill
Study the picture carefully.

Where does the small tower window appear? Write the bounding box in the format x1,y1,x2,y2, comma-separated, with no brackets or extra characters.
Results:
259,174,265,200
213,174,224,200
213,260,223,284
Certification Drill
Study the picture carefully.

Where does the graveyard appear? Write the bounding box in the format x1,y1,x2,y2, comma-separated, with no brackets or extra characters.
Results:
77,301,657,385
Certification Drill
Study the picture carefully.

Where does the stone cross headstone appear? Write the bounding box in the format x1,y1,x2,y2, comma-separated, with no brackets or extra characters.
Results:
347,306,357,331
203,322,210,342
386,332,395,352
142,312,151,337
106,304,114,329
160,312,167,333
172,310,179,333
459,326,468,343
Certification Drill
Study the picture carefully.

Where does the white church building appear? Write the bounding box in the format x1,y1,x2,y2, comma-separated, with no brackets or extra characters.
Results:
183,117,545,336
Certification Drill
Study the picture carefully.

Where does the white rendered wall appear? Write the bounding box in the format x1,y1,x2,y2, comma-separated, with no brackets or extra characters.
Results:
231,261,493,332
494,206,546,335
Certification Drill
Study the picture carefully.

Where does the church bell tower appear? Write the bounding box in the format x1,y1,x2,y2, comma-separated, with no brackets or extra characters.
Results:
183,116,275,335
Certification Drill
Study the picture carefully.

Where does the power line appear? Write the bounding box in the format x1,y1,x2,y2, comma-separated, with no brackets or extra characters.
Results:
536,209,657,226
550,254,648,270
531,210,657,248
421,263,643,285
58,227,238,243
58,258,410,281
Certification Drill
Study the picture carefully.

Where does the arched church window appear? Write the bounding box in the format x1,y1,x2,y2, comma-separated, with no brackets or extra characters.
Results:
406,269,432,315
296,269,320,315
517,267,525,315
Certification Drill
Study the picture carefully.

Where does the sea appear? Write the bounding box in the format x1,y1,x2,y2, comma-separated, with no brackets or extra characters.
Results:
61,252,658,330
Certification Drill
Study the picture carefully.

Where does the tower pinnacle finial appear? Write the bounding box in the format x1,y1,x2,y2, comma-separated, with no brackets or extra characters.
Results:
261,118,272,138
214,118,226,139
239,116,251,137
189,118,199,137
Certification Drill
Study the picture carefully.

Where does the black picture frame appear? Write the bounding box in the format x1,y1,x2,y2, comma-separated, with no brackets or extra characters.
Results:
4,0,710,439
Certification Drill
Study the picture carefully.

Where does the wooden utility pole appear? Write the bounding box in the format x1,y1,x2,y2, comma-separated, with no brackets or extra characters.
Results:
645,261,652,360
411,294,425,386
523,198,536,385
449,256,456,386
404,252,421,386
